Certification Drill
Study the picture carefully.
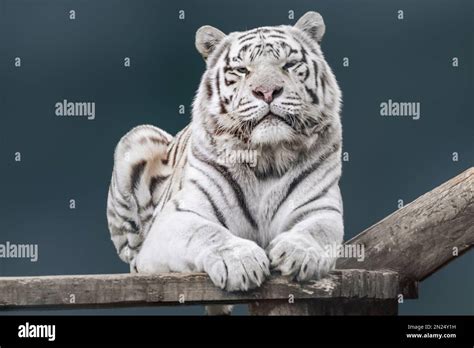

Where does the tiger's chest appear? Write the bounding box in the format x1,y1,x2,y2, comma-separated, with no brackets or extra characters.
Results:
229,175,290,247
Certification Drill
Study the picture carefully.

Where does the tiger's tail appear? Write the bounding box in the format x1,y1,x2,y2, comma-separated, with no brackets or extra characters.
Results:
106,125,173,269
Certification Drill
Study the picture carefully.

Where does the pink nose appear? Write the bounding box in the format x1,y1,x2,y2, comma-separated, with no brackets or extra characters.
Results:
252,86,283,103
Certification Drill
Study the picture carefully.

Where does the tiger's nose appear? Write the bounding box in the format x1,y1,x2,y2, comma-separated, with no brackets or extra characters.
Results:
252,86,283,103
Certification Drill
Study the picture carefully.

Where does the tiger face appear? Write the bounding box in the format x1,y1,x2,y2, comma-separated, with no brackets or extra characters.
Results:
194,12,341,149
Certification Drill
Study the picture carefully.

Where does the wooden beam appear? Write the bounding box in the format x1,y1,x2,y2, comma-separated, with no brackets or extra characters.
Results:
338,167,474,297
0,269,398,309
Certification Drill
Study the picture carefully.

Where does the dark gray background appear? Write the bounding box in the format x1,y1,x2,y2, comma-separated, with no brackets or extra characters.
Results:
0,0,472,315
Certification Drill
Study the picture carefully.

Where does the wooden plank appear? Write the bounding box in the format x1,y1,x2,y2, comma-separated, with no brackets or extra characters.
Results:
248,270,399,315
337,167,474,298
0,269,398,309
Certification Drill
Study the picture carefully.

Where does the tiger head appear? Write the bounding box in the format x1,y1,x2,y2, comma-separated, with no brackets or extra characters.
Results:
193,11,341,153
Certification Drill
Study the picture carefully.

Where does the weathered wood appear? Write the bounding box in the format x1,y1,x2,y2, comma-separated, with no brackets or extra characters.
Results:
249,299,398,316
0,269,398,309
338,167,474,298
249,269,400,315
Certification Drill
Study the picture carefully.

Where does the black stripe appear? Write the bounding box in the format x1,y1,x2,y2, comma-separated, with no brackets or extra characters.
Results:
125,218,140,234
287,47,299,57
216,70,222,101
149,136,168,145
215,70,228,114
185,232,195,248
267,34,286,39
238,44,251,59
129,241,142,251
224,78,236,86
110,176,130,209
271,143,340,220
170,141,179,167
240,105,258,113
300,45,308,63
263,28,285,34
189,179,227,228
250,44,263,61
190,163,230,207
223,261,229,289
239,35,257,44
141,213,153,224
172,200,207,221
320,72,327,97
294,175,339,212
208,42,230,68
138,199,154,213
111,191,130,211
118,240,128,254
303,67,310,81
109,196,134,223
237,29,258,40
265,42,280,59
175,129,188,160
224,49,230,66
171,128,188,167
239,100,253,106
131,160,146,191
305,86,319,104
149,174,169,195
284,205,341,232
205,76,213,99
192,146,257,229
312,60,319,81
220,101,227,114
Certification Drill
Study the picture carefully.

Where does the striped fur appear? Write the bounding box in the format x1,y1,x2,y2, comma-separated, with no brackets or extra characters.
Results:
107,12,343,302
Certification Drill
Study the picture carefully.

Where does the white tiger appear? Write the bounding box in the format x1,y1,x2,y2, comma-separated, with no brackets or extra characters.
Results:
107,12,343,313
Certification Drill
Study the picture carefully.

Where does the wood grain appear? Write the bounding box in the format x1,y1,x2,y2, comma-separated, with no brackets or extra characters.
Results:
338,167,474,297
0,269,398,309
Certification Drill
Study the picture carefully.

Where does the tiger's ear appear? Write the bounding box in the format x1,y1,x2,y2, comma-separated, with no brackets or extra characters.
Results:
195,25,226,59
294,11,326,43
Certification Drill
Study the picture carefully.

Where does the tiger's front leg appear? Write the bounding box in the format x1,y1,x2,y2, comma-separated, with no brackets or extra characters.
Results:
267,214,343,281
135,204,270,291
267,200,344,282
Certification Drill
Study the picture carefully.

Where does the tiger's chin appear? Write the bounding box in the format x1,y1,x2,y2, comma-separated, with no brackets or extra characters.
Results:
249,119,296,146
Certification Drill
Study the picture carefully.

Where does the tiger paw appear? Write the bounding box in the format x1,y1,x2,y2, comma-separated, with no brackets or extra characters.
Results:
267,232,335,282
202,238,270,292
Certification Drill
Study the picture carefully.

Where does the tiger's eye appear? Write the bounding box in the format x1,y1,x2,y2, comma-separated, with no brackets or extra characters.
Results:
236,67,249,74
283,61,298,70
